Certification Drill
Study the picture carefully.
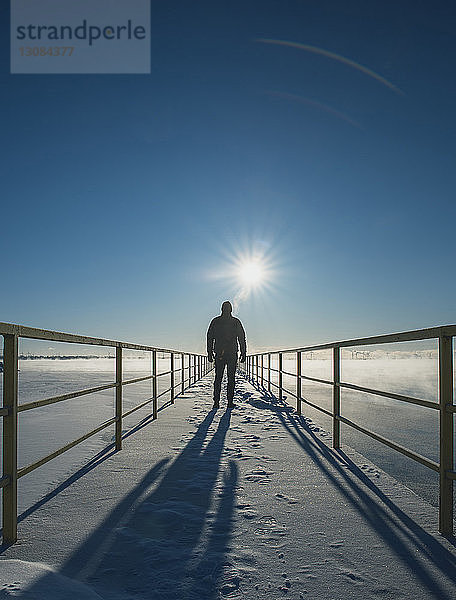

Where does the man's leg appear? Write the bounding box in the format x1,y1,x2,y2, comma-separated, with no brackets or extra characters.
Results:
213,358,225,408
226,355,237,406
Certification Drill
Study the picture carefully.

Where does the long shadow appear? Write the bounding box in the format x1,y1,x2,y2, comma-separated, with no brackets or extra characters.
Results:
0,411,163,541
244,378,456,599
57,407,235,599
185,460,239,599
0,444,117,551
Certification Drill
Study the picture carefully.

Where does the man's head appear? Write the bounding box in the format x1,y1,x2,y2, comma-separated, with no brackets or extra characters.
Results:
221,301,232,315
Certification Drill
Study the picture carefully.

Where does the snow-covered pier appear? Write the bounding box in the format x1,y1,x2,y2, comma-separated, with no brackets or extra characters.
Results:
1,374,456,599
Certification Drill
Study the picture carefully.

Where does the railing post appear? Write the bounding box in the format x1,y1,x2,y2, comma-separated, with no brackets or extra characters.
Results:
2,334,18,545
152,350,158,419
261,355,264,389
439,335,454,535
297,351,301,415
333,347,341,449
181,353,185,393
170,353,174,403
268,353,271,393
278,353,283,401
115,346,122,451
255,355,258,384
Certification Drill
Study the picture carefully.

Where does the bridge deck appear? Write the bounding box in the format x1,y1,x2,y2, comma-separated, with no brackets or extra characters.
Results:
1,374,456,599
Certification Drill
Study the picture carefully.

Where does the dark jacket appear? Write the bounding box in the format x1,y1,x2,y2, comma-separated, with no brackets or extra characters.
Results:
207,315,246,358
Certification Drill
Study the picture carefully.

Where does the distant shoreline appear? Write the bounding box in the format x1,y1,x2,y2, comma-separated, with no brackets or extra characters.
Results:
0,355,115,361
0,353,440,361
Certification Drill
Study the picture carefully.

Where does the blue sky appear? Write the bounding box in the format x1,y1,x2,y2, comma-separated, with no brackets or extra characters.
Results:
1,1,455,353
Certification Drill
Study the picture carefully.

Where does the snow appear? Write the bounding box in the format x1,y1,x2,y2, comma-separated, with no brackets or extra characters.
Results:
1,366,456,599
0,561,102,599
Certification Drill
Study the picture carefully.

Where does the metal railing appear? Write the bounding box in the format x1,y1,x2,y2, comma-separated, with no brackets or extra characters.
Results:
0,322,211,545
245,324,455,535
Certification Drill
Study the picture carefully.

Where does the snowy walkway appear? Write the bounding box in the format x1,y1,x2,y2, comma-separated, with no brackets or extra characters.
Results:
1,374,456,599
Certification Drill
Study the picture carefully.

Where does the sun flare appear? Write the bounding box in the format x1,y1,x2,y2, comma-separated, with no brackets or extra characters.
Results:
237,260,265,287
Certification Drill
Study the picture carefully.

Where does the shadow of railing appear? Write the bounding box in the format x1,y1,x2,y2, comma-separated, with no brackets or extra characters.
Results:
245,323,455,536
9,409,166,531
242,379,456,600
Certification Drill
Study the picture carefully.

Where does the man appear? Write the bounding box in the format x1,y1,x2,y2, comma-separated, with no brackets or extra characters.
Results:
207,301,246,409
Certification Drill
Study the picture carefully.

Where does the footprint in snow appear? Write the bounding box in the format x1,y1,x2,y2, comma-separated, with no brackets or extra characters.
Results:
253,515,287,544
275,492,299,505
339,570,364,583
245,467,274,484
361,465,381,478
236,503,258,519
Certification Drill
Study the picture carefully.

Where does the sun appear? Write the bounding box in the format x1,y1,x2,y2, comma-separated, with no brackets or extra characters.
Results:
237,260,265,287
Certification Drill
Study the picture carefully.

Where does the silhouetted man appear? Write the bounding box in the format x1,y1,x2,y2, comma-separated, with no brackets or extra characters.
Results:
207,301,246,409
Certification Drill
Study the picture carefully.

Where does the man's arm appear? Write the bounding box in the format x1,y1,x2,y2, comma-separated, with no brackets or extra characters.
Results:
237,319,246,361
207,319,216,361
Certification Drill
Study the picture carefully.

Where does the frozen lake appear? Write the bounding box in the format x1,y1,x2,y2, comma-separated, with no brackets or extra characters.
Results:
0,356,454,524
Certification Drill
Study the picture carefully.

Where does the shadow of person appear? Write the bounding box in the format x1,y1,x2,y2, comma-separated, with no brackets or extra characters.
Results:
185,459,239,598
244,386,456,600
59,407,235,599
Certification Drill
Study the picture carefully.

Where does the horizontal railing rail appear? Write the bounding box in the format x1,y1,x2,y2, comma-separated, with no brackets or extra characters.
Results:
0,321,212,545
245,324,455,536
251,324,456,354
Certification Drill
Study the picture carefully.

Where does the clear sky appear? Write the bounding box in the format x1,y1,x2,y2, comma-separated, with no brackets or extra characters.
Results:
1,1,455,353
